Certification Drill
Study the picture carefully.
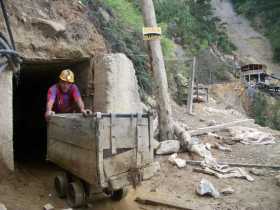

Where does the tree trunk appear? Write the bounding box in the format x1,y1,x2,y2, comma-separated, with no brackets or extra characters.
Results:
140,0,174,140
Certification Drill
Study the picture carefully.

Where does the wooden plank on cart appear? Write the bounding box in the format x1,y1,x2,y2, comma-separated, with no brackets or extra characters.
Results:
110,114,117,155
48,114,95,150
47,138,98,185
103,149,135,178
96,113,108,188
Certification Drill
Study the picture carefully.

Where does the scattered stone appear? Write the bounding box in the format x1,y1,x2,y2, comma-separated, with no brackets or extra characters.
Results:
189,143,213,160
250,168,266,176
208,120,217,126
168,153,186,168
156,140,180,155
221,186,235,195
0,203,7,210
196,178,220,198
275,175,280,187
199,118,206,122
43,203,54,210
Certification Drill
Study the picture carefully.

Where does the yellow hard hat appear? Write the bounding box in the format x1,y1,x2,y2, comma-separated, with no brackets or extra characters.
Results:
59,69,74,83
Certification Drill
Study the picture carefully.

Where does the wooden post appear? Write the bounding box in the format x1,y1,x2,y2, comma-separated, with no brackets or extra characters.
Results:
187,57,196,114
140,0,174,140
196,81,199,102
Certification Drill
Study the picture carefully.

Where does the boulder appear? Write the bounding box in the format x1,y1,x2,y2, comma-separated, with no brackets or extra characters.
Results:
168,153,186,168
94,54,142,113
0,203,7,210
156,140,180,155
196,178,220,198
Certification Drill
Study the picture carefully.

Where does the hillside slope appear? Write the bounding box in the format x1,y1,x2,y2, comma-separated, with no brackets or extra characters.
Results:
211,0,280,75
0,0,107,59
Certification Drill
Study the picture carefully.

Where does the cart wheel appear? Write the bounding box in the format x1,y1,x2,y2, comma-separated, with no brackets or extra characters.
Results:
110,188,128,201
54,173,68,198
67,181,86,208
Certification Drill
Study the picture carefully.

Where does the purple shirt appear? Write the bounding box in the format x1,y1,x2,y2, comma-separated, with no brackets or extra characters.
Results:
47,84,82,113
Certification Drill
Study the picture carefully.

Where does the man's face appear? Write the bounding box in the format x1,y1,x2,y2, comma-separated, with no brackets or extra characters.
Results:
59,80,71,93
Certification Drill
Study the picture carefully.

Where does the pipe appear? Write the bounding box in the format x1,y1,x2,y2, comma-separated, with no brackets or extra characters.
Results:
0,49,20,56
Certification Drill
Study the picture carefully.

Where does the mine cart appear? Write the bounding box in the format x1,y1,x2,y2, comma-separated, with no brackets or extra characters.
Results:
47,112,154,207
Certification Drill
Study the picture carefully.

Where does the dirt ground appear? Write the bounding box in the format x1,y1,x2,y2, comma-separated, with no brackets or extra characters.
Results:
1,86,280,210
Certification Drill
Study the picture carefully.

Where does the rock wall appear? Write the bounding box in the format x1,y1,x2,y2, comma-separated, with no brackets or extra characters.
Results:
0,0,107,59
94,53,142,113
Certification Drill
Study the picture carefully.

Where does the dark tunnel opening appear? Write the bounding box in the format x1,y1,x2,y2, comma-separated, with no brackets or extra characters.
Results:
13,59,90,162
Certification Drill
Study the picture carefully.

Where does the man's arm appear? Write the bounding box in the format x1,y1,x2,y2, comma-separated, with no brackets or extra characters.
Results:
45,87,56,121
46,100,55,113
76,97,85,112
72,85,92,116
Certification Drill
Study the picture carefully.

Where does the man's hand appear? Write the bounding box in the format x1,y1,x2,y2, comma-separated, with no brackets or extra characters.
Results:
45,110,55,121
81,109,92,117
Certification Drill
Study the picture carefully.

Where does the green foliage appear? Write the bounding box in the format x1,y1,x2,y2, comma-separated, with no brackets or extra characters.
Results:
89,0,152,94
250,91,280,130
154,0,236,54
270,101,280,130
232,0,280,62
161,37,176,59
251,92,268,126
103,0,143,29
89,0,235,94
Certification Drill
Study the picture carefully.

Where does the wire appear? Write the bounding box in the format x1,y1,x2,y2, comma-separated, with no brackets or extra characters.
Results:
0,0,16,50
0,1,21,74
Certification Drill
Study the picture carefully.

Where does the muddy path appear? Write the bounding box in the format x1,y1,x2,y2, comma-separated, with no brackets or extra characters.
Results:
211,0,280,75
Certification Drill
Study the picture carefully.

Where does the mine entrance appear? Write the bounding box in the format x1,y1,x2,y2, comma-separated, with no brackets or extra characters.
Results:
13,58,91,162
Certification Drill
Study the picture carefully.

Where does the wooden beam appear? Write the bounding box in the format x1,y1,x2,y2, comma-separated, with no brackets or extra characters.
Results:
189,119,254,136
22,56,90,65
135,195,195,210
186,57,196,114
186,160,280,170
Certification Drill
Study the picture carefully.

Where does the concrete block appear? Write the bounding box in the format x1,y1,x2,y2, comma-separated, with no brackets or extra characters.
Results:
0,70,13,170
94,54,142,113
